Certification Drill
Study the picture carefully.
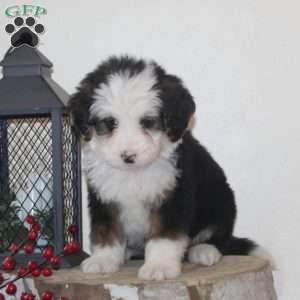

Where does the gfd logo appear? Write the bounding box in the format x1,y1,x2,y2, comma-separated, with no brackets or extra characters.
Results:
4,5,47,47
5,5,47,18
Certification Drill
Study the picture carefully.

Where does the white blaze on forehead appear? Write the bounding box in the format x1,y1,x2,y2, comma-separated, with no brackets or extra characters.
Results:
83,61,180,206
90,64,160,118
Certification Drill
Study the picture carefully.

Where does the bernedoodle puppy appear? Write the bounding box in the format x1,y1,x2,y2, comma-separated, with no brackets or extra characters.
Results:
68,56,272,280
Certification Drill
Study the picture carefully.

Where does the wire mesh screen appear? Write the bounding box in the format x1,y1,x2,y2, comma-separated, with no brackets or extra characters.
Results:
0,115,80,255
62,116,80,243
0,116,53,253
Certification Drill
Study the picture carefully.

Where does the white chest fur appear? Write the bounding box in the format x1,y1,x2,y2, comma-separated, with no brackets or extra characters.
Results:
83,145,179,249
120,201,150,249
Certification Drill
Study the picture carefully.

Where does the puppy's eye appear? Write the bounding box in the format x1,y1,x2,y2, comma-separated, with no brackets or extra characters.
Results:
94,117,118,135
140,116,160,130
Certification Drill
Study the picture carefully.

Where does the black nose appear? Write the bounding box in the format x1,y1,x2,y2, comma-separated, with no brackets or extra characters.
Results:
121,152,137,164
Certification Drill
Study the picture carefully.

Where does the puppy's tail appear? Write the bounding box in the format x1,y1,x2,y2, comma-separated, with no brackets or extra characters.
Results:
222,236,256,255
222,236,276,269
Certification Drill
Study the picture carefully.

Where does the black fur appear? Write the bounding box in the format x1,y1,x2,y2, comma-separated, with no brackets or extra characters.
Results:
68,56,147,140
68,55,195,142
158,132,256,255
153,64,195,141
69,55,257,259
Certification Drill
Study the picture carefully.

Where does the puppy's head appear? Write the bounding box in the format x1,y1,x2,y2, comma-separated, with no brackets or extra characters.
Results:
68,56,195,170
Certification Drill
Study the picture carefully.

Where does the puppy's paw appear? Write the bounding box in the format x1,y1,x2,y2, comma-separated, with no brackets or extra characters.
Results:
81,244,124,274
188,244,221,266
138,261,181,280
81,255,120,273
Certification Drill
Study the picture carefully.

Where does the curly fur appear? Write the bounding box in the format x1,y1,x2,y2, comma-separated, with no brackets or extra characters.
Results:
68,55,272,279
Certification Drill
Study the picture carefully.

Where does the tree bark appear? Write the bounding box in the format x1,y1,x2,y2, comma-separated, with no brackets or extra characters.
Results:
33,256,277,300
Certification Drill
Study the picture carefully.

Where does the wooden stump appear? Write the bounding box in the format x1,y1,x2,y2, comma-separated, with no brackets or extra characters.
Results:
34,256,277,300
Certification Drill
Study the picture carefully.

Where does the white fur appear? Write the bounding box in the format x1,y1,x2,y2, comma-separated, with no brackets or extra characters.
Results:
83,140,179,251
83,139,178,206
188,243,222,266
190,227,214,246
89,64,165,171
138,238,188,280
120,200,150,251
83,63,180,252
91,65,160,121
84,62,179,206
81,242,125,273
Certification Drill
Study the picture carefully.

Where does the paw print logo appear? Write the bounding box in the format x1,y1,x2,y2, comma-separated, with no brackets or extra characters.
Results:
5,16,45,47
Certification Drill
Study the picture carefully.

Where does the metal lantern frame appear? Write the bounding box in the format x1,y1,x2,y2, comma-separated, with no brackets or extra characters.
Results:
0,45,85,266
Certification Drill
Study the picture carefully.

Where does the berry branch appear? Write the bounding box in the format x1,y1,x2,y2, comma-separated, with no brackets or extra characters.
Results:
0,215,81,299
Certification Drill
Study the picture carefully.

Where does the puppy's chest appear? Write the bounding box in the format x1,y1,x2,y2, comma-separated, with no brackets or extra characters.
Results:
119,201,151,249
95,165,177,206
84,150,179,247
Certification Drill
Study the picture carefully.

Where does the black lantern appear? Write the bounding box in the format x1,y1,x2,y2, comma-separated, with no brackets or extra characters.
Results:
0,44,86,266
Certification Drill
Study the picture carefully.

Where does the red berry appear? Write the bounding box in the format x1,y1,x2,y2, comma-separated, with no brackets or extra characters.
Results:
9,242,19,253
42,290,53,300
42,267,52,277
6,282,17,295
59,297,69,300
21,292,27,300
21,292,29,300
28,260,39,271
21,292,36,300
3,255,14,263
2,260,15,270
24,243,34,254
42,246,54,259
28,230,38,241
50,255,61,266
26,215,36,225
5,261,15,270
17,266,28,277
2,256,15,270
0,273,4,285
63,243,72,254
32,267,41,277
0,293,5,300
65,240,81,254
32,223,41,232
71,240,81,252
26,294,36,300
67,224,78,234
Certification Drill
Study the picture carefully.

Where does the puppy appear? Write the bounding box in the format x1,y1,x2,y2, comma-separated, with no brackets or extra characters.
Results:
68,56,271,280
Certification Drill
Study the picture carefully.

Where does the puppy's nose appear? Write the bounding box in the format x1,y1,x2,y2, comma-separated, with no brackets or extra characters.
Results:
121,151,137,164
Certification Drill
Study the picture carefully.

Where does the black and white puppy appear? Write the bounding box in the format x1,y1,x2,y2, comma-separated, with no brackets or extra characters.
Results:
68,56,271,280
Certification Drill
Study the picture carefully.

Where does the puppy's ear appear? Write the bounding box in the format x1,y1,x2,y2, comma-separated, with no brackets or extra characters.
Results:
68,90,94,141
159,75,195,142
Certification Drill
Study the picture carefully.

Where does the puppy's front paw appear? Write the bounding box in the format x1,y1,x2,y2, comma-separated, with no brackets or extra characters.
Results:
81,243,125,274
138,261,181,280
81,255,120,273
188,243,221,266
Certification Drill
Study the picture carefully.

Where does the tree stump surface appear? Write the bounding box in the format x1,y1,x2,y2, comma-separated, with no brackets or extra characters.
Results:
34,256,277,300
